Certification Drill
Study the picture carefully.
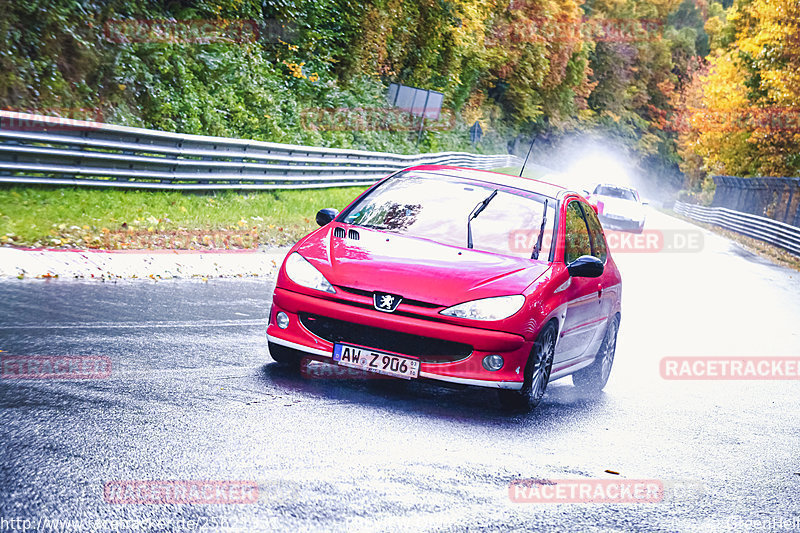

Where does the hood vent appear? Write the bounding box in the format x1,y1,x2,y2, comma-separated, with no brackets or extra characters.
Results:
333,226,360,240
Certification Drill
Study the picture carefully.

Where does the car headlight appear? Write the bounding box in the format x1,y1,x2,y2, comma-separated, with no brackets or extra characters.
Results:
284,252,335,294
440,295,525,321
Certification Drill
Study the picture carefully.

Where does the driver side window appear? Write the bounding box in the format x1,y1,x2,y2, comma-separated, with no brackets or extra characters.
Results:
564,200,591,264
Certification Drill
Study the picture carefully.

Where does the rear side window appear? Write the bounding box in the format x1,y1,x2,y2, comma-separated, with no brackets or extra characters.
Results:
582,204,608,263
564,201,591,263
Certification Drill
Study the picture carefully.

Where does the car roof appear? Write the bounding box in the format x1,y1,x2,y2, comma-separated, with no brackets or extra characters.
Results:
403,165,570,199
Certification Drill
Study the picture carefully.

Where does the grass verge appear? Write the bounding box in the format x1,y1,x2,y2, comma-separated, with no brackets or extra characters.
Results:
0,185,368,249
1,167,540,250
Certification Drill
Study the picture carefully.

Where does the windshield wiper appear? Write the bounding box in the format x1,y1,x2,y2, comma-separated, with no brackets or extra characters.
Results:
531,199,549,260
467,189,498,249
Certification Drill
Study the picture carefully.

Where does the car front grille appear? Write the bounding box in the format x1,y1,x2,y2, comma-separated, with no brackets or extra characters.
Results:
335,286,441,309
298,313,472,363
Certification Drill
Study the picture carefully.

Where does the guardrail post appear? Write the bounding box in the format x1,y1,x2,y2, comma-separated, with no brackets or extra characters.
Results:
735,181,747,212
795,195,800,228
781,178,793,223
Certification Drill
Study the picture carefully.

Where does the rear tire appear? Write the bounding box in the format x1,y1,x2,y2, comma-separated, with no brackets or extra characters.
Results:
498,321,557,413
268,341,303,369
572,314,619,391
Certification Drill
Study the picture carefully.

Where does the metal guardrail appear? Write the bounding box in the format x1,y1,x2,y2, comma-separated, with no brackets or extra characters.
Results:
674,201,800,256
0,111,521,190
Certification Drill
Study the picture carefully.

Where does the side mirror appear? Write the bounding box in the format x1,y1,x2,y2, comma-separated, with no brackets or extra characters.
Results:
315,208,339,226
567,255,604,278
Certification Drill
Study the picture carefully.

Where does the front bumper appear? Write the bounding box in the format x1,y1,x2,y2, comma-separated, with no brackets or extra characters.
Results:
267,287,530,390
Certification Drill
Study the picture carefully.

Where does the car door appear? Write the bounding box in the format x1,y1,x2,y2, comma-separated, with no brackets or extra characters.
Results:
553,199,605,364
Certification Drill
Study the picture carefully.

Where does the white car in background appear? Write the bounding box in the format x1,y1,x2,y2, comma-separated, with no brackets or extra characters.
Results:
585,184,647,233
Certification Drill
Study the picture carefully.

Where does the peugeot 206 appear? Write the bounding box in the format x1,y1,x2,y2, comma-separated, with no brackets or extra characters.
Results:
266,165,621,411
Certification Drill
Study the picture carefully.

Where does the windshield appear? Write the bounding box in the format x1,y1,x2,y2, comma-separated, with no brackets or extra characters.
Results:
341,172,555,260
594,186,636,201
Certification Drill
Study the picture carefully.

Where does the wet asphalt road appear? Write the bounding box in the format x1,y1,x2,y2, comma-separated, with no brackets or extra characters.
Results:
0,210,799,532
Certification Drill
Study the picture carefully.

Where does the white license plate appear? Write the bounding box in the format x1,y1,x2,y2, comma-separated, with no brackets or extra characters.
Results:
332,343,419,379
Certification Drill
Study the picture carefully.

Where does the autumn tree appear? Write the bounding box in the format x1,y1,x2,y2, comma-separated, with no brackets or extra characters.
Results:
676,0,800,183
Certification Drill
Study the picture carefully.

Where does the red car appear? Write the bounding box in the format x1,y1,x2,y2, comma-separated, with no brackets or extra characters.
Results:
266,165,622,411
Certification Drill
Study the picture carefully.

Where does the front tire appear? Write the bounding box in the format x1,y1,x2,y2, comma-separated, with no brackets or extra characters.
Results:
572,314,619,391
268,341,303,369
498,321,557,412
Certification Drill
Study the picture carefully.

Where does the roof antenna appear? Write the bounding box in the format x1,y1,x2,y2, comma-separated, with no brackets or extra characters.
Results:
518,135,536,177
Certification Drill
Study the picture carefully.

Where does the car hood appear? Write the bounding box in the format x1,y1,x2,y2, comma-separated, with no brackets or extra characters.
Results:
294,225,550,307
596,196,644,219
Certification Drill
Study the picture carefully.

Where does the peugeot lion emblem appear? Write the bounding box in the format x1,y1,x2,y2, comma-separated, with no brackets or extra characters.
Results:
373,292,402,312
